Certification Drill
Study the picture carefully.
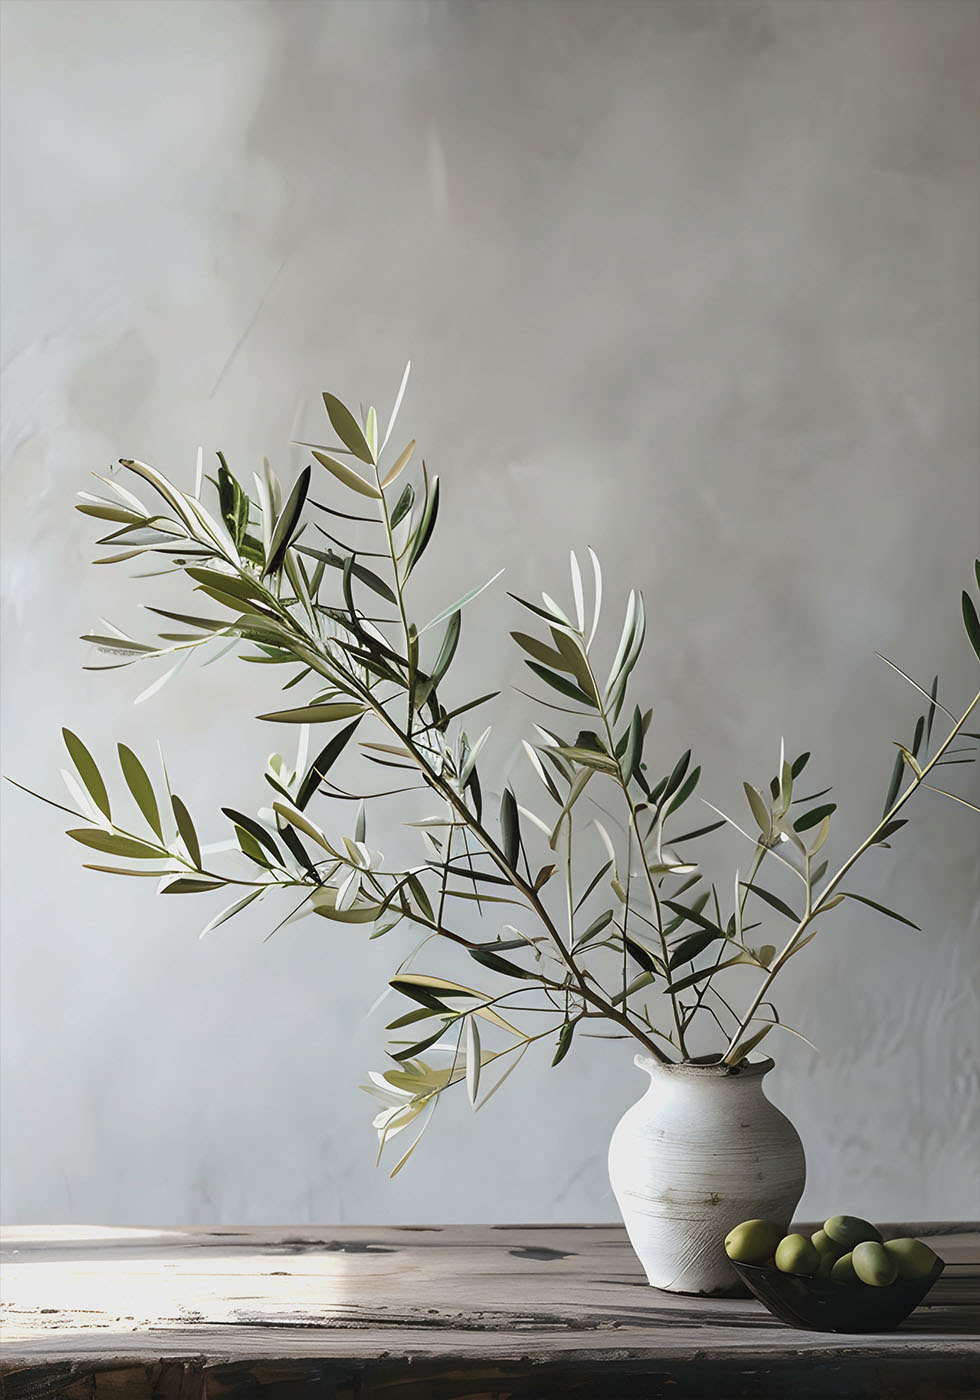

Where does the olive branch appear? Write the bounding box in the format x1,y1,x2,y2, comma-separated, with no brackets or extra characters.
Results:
11,368,980,1174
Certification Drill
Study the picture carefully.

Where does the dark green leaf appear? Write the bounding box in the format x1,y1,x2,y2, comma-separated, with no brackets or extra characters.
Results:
511,631,568,672
160,877,225,894
662,898,727,941
389,481,415,528
66,828,161,859
430,611,461,689
63,730,111,820
390,1024,449,1061
171,795,201,869
500,787,520,869
468,947,535,980
742,882,800,922
925,675,939,746
791,751,811,778
185,567,264,601
622,706,644,784
296,717,362,809
670,817,726,844
404,473,439,577
552,1021,575,1066
624,933,659,974
664,764,701,817
911,714,925,759
668,929,722,971
839,891,919,930
297,545,397,603
406,873,435,923
883,748,905,817
793,802,837,833
221,808,283,865
662,750,691,803
322,391,375,464
963,590,980,662
874,817,908,844
257,702,365,724
118,745,162,840
265,466,310,575
573,909,613,950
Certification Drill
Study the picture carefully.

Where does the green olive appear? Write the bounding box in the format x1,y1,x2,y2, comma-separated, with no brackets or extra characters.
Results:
774,1233,820,1276
815,1251,837,1282
811,1228,843,1260
883,1237,939,1280
724,1219,784,1265
823,1215,882,1249
852,1241,899,1287
830,1251,858,1284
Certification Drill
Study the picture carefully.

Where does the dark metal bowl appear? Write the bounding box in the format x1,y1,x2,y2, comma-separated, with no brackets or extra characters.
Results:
729,1256,945,1333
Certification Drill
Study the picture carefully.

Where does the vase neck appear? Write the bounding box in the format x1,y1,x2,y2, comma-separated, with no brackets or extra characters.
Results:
634,1052,774,1084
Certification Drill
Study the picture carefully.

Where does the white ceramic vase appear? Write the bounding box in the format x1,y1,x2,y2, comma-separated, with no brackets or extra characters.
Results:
608,1053,805,1295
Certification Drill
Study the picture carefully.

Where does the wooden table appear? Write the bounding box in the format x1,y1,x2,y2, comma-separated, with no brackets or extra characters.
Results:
1,1223,976,1398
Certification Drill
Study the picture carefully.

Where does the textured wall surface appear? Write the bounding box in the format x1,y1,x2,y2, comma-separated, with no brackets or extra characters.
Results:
2,0,978,1227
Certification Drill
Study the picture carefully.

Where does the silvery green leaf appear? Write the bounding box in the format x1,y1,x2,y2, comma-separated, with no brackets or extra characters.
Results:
311,449,381,499
522,741,561,803
118,458,200,535
459,726,491,785
465,1016,481,1105
808,813,832,855
420,569,504,634
586,547,602,649
381,439,415,489
61,769,107,827
381,360,411,454
322,392,375,464
605,591,637,699
569,552,585,631
541,592,573,628
310,887,381,923
364,405,377,459
199,888,266,939
273,801,339,855
743,782,771,839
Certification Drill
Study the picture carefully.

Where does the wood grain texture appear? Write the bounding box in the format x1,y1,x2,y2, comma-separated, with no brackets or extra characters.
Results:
1,1223,977,1398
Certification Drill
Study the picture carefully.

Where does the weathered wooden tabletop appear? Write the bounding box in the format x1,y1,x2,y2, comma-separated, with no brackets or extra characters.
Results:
1,1223,976,1398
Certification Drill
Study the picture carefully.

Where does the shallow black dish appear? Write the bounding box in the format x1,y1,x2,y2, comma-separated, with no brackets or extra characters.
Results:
730,1257,945,1333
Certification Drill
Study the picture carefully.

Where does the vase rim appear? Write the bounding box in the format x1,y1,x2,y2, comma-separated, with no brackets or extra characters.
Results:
634,1052,774,1079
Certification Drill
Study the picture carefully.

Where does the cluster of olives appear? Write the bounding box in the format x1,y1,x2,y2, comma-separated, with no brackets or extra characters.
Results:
724,1215,939,1286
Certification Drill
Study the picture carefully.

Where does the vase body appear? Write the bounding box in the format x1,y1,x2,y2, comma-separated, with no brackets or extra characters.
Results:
608,1054,805,1295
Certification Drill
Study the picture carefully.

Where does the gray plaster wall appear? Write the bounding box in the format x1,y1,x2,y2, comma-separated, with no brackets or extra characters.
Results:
2,0,978,1227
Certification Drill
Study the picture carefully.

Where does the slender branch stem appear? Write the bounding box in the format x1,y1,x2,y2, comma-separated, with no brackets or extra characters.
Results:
579,647,688,1056
722,690,980,1062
